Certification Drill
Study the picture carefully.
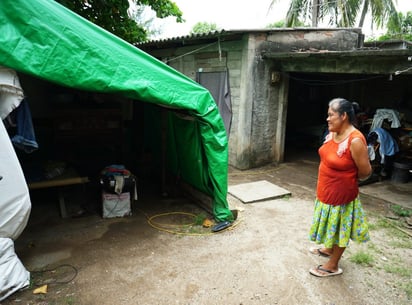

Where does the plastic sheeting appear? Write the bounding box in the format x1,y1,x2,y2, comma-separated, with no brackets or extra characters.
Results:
0,238,30,301
0,120,31,240
0,0,234,222
0,119,31,300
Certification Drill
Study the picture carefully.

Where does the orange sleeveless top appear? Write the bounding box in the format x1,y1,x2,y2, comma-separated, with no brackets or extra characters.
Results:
317,129,366,205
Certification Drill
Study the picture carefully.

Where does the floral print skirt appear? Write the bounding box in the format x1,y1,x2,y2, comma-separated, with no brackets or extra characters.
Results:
309,196,370,248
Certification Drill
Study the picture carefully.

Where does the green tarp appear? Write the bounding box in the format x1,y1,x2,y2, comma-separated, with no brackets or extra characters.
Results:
0,0,233,222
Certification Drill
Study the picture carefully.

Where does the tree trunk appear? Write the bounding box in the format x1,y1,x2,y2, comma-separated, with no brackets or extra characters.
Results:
312,0,319,27
358,0,369,28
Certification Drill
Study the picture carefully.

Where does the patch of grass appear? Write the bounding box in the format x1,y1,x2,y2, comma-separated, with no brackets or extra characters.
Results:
193,213,207,226
349,251,374,266
404,281,412,300
365,279,375,288
384,265,412,277
366,242,379,252
61,296,76,305
369,217,408,239
29,277,35,289
387,226,411,239
361,210,412,302
388,237,412,249
369,218,392,230
365,242,385,257
367,222,377,230
391,205,412,217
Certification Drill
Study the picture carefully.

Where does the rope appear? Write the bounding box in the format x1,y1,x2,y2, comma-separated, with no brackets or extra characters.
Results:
30,264,78,286
144,210,242,236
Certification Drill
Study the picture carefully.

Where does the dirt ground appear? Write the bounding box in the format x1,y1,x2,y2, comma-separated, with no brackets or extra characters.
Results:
1,156,412,305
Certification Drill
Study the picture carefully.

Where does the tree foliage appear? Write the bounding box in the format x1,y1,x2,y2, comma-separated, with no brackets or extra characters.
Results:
269,0,400,30
266,20,308,28
266,20,287,28
56,0,183,43
190,22,220,35
378,11,412,41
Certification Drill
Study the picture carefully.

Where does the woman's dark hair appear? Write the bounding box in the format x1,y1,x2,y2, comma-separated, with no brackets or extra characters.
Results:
329,98,359,125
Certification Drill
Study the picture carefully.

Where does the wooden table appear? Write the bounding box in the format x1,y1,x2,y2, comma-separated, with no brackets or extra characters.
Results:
28,173,89,218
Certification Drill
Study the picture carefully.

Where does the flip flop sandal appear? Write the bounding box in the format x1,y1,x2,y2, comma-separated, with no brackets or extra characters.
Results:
309,247,331,257
309,265,343,277
211,221,232,232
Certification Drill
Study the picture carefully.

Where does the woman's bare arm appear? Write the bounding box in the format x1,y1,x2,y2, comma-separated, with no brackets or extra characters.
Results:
351,137,372,180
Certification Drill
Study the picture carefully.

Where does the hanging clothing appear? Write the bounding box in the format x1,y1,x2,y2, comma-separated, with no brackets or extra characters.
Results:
197,71,232,136
0,66,24,120
368,127,399,164
370,108,401,131
10,99,38,153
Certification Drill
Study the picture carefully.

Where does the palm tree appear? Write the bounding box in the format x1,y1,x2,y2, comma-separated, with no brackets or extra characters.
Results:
269,0,400,30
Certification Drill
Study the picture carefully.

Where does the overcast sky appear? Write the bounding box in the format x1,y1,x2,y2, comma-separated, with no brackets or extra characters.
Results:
154,0,412,39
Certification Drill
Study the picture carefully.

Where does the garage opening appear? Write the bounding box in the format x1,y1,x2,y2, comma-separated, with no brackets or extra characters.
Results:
284,72,412,180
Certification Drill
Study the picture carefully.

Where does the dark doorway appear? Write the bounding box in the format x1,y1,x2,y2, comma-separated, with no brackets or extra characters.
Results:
284,72,412,162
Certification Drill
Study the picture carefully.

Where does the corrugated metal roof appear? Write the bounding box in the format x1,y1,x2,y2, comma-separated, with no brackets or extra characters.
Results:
136,27,363,48
136,29,242,48
140,29,227,44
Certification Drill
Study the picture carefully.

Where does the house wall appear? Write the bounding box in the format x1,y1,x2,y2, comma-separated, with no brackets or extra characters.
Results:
147,38,249,168
257,29,362,165
144,29,366,170
147,35,285,169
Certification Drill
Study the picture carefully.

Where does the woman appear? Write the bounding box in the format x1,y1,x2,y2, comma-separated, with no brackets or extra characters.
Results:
309,98,372,277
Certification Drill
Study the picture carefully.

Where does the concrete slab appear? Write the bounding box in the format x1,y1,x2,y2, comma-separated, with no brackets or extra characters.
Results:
228,180,291,203
360,180,412,209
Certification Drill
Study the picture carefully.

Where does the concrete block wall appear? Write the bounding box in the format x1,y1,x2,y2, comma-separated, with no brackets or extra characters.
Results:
166,40,245,168
151,35,289,169
144,29,363,170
